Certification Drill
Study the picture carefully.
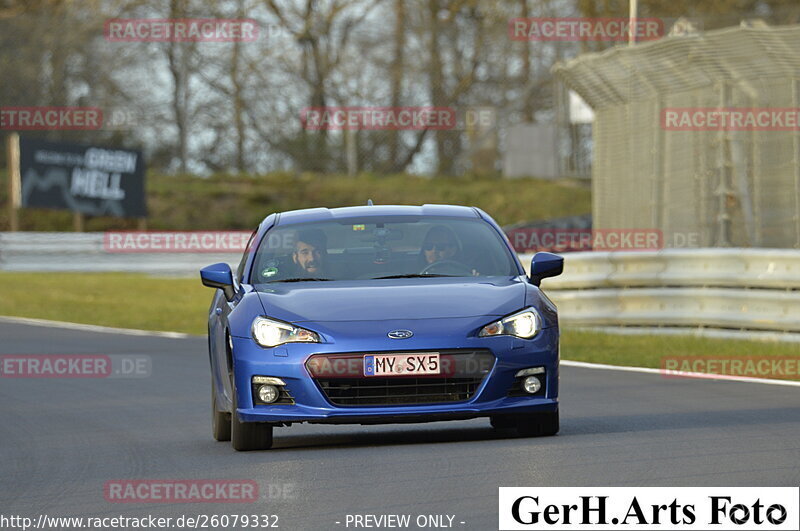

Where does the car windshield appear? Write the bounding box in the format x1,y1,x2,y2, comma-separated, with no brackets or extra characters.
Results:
250,216,518,283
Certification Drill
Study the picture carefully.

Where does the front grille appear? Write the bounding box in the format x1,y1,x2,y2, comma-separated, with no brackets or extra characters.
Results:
308,349,495,407
317,377,483,406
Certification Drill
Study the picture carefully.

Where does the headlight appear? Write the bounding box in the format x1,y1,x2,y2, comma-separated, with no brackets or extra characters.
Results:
478,308,540,339
252,316,320,348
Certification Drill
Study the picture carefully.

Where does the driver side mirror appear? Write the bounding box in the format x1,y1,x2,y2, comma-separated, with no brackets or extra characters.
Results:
529,252,564,286
200,263,236,302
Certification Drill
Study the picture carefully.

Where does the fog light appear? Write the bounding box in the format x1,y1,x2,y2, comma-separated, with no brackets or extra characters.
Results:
258,384,279,403
523,376,542,394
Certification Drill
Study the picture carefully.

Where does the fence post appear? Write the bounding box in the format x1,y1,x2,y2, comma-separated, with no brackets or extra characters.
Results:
793,78,800,249
345,128,357,176
714,81,734,247
6,133,21,232
651,95,664,238
73,212,85,232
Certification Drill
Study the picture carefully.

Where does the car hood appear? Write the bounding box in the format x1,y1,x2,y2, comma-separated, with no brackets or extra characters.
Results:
254,277,526,323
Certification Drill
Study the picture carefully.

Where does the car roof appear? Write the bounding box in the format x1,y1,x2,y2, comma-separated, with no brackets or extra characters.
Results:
274,204,480,226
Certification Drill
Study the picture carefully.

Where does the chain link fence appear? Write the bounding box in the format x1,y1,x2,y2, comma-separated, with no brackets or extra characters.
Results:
555,24,800,249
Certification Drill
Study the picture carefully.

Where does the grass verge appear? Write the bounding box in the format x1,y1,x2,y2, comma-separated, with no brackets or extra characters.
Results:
2,272,796,380
561,330,799,371
1,273,209,335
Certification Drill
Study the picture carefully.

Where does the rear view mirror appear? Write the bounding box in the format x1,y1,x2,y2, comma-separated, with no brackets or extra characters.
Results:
529,252,564,286
200,263,236,301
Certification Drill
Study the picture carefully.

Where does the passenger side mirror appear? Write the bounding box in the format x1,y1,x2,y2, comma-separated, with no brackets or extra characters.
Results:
200,263,236,301
529,252,564,286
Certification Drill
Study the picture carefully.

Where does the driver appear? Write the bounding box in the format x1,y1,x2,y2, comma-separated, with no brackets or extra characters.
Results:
418,225,480,276
420,225,460,266
293,229,329,276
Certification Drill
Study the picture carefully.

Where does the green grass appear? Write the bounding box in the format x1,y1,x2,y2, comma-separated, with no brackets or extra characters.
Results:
0,272,209,335
0,170,591,231
2,272,797,380
561,330,799,368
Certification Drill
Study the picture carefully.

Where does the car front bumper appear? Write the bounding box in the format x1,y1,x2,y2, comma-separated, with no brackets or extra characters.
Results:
230,320,559,425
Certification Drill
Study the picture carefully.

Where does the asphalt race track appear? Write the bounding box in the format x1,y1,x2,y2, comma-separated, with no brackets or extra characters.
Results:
1,320,798,530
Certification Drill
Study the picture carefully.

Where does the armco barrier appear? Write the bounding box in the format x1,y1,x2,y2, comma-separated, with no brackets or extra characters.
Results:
549,287,800,332
521,249,800,334
520,249,800,290
0,232,240,274
2,234,799,335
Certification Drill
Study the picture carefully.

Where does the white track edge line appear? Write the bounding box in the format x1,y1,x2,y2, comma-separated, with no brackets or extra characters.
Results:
561,360,800,387
0,316,193,339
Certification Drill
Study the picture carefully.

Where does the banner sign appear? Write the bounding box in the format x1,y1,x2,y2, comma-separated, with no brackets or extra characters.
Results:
18,137,146,217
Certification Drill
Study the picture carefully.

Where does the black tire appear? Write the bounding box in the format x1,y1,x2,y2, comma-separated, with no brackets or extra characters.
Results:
490,415,516,430
231,384,274,451
516,410,559,438
211,379,231,442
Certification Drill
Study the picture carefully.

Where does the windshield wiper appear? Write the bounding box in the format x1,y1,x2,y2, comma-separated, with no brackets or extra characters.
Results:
267,277,333,283
370,274,455,280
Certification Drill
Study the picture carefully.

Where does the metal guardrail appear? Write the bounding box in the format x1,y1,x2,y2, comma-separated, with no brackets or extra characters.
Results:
520,249,800,290
521,249,800,334
550,287,800,333
0,232,240,274
2,234,799,336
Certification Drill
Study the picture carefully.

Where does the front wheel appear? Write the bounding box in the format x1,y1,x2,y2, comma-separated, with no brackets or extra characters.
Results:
231,383,274,451
516,410,559,438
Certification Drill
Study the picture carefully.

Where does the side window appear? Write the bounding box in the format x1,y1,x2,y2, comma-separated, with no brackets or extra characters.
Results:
237,229,258,282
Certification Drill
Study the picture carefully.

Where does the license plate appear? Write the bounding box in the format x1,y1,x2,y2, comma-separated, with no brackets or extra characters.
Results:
363,353,440,377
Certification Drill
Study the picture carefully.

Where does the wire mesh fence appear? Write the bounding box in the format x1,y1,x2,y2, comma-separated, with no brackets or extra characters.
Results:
555,24,800,249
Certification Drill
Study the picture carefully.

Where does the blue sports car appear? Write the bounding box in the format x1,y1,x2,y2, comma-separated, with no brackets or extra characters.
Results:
201,204,563,450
